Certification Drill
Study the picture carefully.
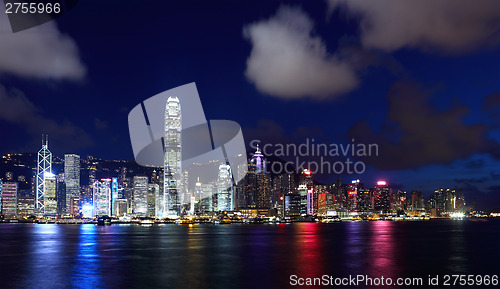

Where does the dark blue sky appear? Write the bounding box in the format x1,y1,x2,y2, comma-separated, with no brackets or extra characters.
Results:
1,0,500,208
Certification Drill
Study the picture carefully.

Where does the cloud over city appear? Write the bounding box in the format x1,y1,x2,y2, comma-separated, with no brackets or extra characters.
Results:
243,6,359,99
328,0,500,53
0,8,86,80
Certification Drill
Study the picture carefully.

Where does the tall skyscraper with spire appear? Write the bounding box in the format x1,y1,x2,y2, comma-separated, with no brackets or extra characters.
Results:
164,96,182,216
36,135,52,215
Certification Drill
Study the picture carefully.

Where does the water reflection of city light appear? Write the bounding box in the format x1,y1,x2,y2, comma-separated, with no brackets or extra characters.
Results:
71,224,103,288
344,222,364,271
447,221,467,273
23,224,68,288
368,221,402,285
293,223,326,278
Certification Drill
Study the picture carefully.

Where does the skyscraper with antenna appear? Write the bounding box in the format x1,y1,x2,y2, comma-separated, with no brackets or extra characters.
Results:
36,134,52,215
164,96,182,217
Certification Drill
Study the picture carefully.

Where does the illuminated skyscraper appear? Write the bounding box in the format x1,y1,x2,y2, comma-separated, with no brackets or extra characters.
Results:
1,182,18,218
298,169,313,215
64,154,80,216
194,178,202,213
164,96,182,216
111,177,118,216
133,176,148,216
56,173,66,215
93,179,111,216
374,181,391,213
410,190,425,211
347,180,359,212
318,192,334,215
245,146,271,210
154,183,164,218
148,183,159,218
306,188,314,215
217,164,233,211
36,135,52,214
200,183,214,212
252,145,265,173
44,173,57,217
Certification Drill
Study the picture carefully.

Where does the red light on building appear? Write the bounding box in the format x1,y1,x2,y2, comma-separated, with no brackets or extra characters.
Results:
304,170,311,175
307,188,313,193
348,191,356,195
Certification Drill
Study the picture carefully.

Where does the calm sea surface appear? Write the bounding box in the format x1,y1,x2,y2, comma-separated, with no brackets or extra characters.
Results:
0,220,499,289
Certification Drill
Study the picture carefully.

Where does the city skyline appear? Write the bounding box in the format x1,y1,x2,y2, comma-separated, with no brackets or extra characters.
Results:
0,141,490,219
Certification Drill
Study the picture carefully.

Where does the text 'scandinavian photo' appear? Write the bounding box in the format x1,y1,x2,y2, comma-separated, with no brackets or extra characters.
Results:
0,1,499,288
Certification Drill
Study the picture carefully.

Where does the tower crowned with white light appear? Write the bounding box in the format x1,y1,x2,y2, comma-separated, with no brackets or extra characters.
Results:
164,96,182,216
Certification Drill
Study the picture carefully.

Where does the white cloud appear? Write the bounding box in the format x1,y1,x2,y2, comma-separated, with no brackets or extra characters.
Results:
328,0,500,53
0,7,86,80
243,6,358,99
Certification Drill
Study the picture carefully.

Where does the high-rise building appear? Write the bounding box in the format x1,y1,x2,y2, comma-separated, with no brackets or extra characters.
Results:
298,183,308,215
217,164,233,211
284,193,301,218
347,180,359,212
410,191,425,211
64,154,80,216
244,146,271,210
111,177,118,216
56,173,66,216
164,96,182,216
36,135,52,215
148,183,159,218
392,190,407,212
313,184,327,213
70,197,80,217
194,178,202,213
318,192,335,215
93,179,111,216
430,188,447,216
133,176,148,216
298,169,314,215
271,173,296,215
373,181,391,213
44,172,57,217
306,188,314,215
155,183,164,218
114,199,128,217
1,182,18,218
18,196,35,217
200,183,215,212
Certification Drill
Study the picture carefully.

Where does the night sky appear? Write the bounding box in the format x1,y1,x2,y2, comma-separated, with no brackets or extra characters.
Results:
1,0,500,208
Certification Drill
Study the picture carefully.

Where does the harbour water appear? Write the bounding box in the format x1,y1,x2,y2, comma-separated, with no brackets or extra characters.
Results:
0,220,499,289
